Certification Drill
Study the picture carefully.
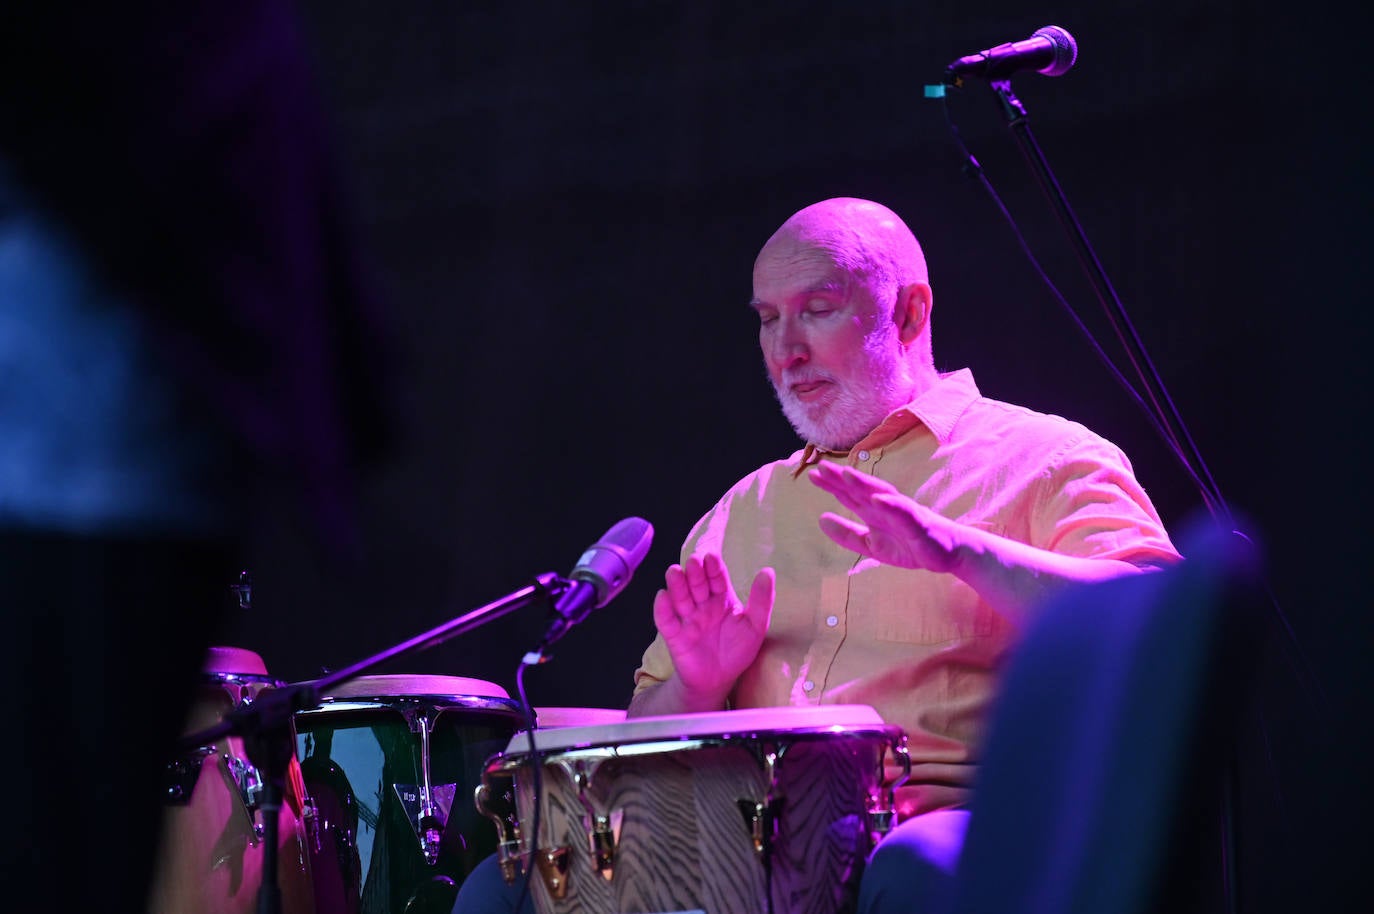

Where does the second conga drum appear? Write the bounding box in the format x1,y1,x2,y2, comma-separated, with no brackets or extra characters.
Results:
147,645,316,914
293,674,523,914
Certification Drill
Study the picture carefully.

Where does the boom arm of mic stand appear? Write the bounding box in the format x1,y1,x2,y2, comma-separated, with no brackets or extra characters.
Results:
309,571,569,698
175,571,568,754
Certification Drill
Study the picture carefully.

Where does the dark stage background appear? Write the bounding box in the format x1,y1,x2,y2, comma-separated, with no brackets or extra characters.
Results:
203,2,1366,911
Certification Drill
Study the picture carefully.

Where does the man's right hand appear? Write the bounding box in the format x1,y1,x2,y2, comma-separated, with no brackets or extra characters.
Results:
633,552,774,715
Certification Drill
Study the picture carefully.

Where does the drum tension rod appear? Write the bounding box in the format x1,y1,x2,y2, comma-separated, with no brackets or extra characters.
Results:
393,705,458,866
574,762,622,881
475,780,526,884
738,745,784,857
866,735,912,841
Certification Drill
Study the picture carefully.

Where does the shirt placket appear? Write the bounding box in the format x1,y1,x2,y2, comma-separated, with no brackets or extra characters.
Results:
809,446,886,701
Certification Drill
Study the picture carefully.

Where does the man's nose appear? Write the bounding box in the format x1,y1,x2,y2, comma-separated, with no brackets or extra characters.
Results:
769,318,809,368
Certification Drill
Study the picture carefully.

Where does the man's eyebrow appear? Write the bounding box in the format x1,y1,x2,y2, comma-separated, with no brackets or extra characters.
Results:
749,282,844,311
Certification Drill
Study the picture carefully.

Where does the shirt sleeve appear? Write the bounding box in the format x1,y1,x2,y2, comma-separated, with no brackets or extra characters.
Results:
631,632,675,697
1031,432,1182,568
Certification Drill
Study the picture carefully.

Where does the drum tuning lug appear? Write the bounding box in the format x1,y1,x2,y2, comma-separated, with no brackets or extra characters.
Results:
301,795,324,854
865,793,897,840
737,797,783,856
395,781,458,863
571,763,621,879
419,815,444,866
224,752,267,842
477,781,525,884
588,810,622,880
534,847,571,899
869,734,912,842
163,745,215,805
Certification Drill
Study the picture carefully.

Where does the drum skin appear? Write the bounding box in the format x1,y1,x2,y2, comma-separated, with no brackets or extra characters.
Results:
146,646,316,914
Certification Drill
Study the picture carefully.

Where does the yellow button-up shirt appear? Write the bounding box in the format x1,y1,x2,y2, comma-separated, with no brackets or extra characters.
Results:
633,368,1180,816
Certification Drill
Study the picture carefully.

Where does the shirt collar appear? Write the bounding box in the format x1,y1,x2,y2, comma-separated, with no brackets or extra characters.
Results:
847,367,980,451
895,367,980,446
792,368,980,475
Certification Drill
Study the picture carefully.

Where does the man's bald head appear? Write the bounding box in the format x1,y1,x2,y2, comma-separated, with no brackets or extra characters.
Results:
756,197,929,302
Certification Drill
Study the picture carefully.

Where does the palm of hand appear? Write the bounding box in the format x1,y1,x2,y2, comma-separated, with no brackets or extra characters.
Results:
652,553,773,699
663,592,762,690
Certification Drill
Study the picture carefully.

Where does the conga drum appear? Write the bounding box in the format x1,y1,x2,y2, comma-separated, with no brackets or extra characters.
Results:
147,645,316,914
531,708,627,730
293,674,524,914
476,705,910,914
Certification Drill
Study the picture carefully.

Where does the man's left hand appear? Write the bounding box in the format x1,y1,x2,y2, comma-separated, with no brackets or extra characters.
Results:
808,461,961,573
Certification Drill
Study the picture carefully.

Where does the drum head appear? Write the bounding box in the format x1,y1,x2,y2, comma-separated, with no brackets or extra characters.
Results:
311,674,511,702
202,645,270,676
532,707,627,729
503,703,888,755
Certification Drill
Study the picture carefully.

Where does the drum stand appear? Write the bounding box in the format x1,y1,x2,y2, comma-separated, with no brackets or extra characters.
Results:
177,570,575,914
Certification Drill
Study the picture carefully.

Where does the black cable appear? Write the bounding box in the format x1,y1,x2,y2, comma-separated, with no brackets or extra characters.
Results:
930,87,1226,519
929,81,1324,708
927,76,1328,914
511,658,542,914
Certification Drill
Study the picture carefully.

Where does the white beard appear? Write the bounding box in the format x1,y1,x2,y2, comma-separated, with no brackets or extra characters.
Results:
771,328,910,450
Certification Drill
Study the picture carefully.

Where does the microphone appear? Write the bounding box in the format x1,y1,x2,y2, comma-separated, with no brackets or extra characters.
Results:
945,25,1078,81
536,517,654,653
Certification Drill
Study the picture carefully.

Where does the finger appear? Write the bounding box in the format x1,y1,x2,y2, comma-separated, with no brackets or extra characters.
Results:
703,551,731,597
663,564,693,611
818,512,873,556
806,461,851,496
683,554,712,603
652,587,679,633
744,567,776,632
820,463,903,503
868,493,925,535
808,464,884,515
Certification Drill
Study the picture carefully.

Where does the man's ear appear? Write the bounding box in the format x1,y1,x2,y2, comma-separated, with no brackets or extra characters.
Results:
895,282,932,344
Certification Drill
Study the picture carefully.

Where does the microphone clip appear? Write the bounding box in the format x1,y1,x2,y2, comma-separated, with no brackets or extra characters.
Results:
525,573,582,664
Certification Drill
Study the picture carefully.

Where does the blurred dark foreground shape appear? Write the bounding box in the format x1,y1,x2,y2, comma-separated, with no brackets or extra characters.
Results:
947,512,1267,914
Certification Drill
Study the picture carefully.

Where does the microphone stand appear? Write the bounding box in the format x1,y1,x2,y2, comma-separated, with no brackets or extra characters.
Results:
986,78,1230,528
176,571,571,914
982,77,1239,914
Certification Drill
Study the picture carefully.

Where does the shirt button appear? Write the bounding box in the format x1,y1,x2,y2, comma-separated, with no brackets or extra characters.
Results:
857,450,870,461
825,614,839,627
803,680,815,692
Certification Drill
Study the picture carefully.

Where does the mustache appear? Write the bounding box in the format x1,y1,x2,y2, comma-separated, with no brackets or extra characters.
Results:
778,369,837,389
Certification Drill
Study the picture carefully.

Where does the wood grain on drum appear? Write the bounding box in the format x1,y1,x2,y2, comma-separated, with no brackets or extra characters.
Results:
488,707,902,914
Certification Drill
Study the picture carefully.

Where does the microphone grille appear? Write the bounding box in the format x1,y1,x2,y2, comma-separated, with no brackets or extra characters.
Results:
572,516,655,606
603,516,654,563
1033,25,1078,77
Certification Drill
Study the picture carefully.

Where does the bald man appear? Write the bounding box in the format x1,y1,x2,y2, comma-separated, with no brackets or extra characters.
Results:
453,198,1179,914
626,197,1181,913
